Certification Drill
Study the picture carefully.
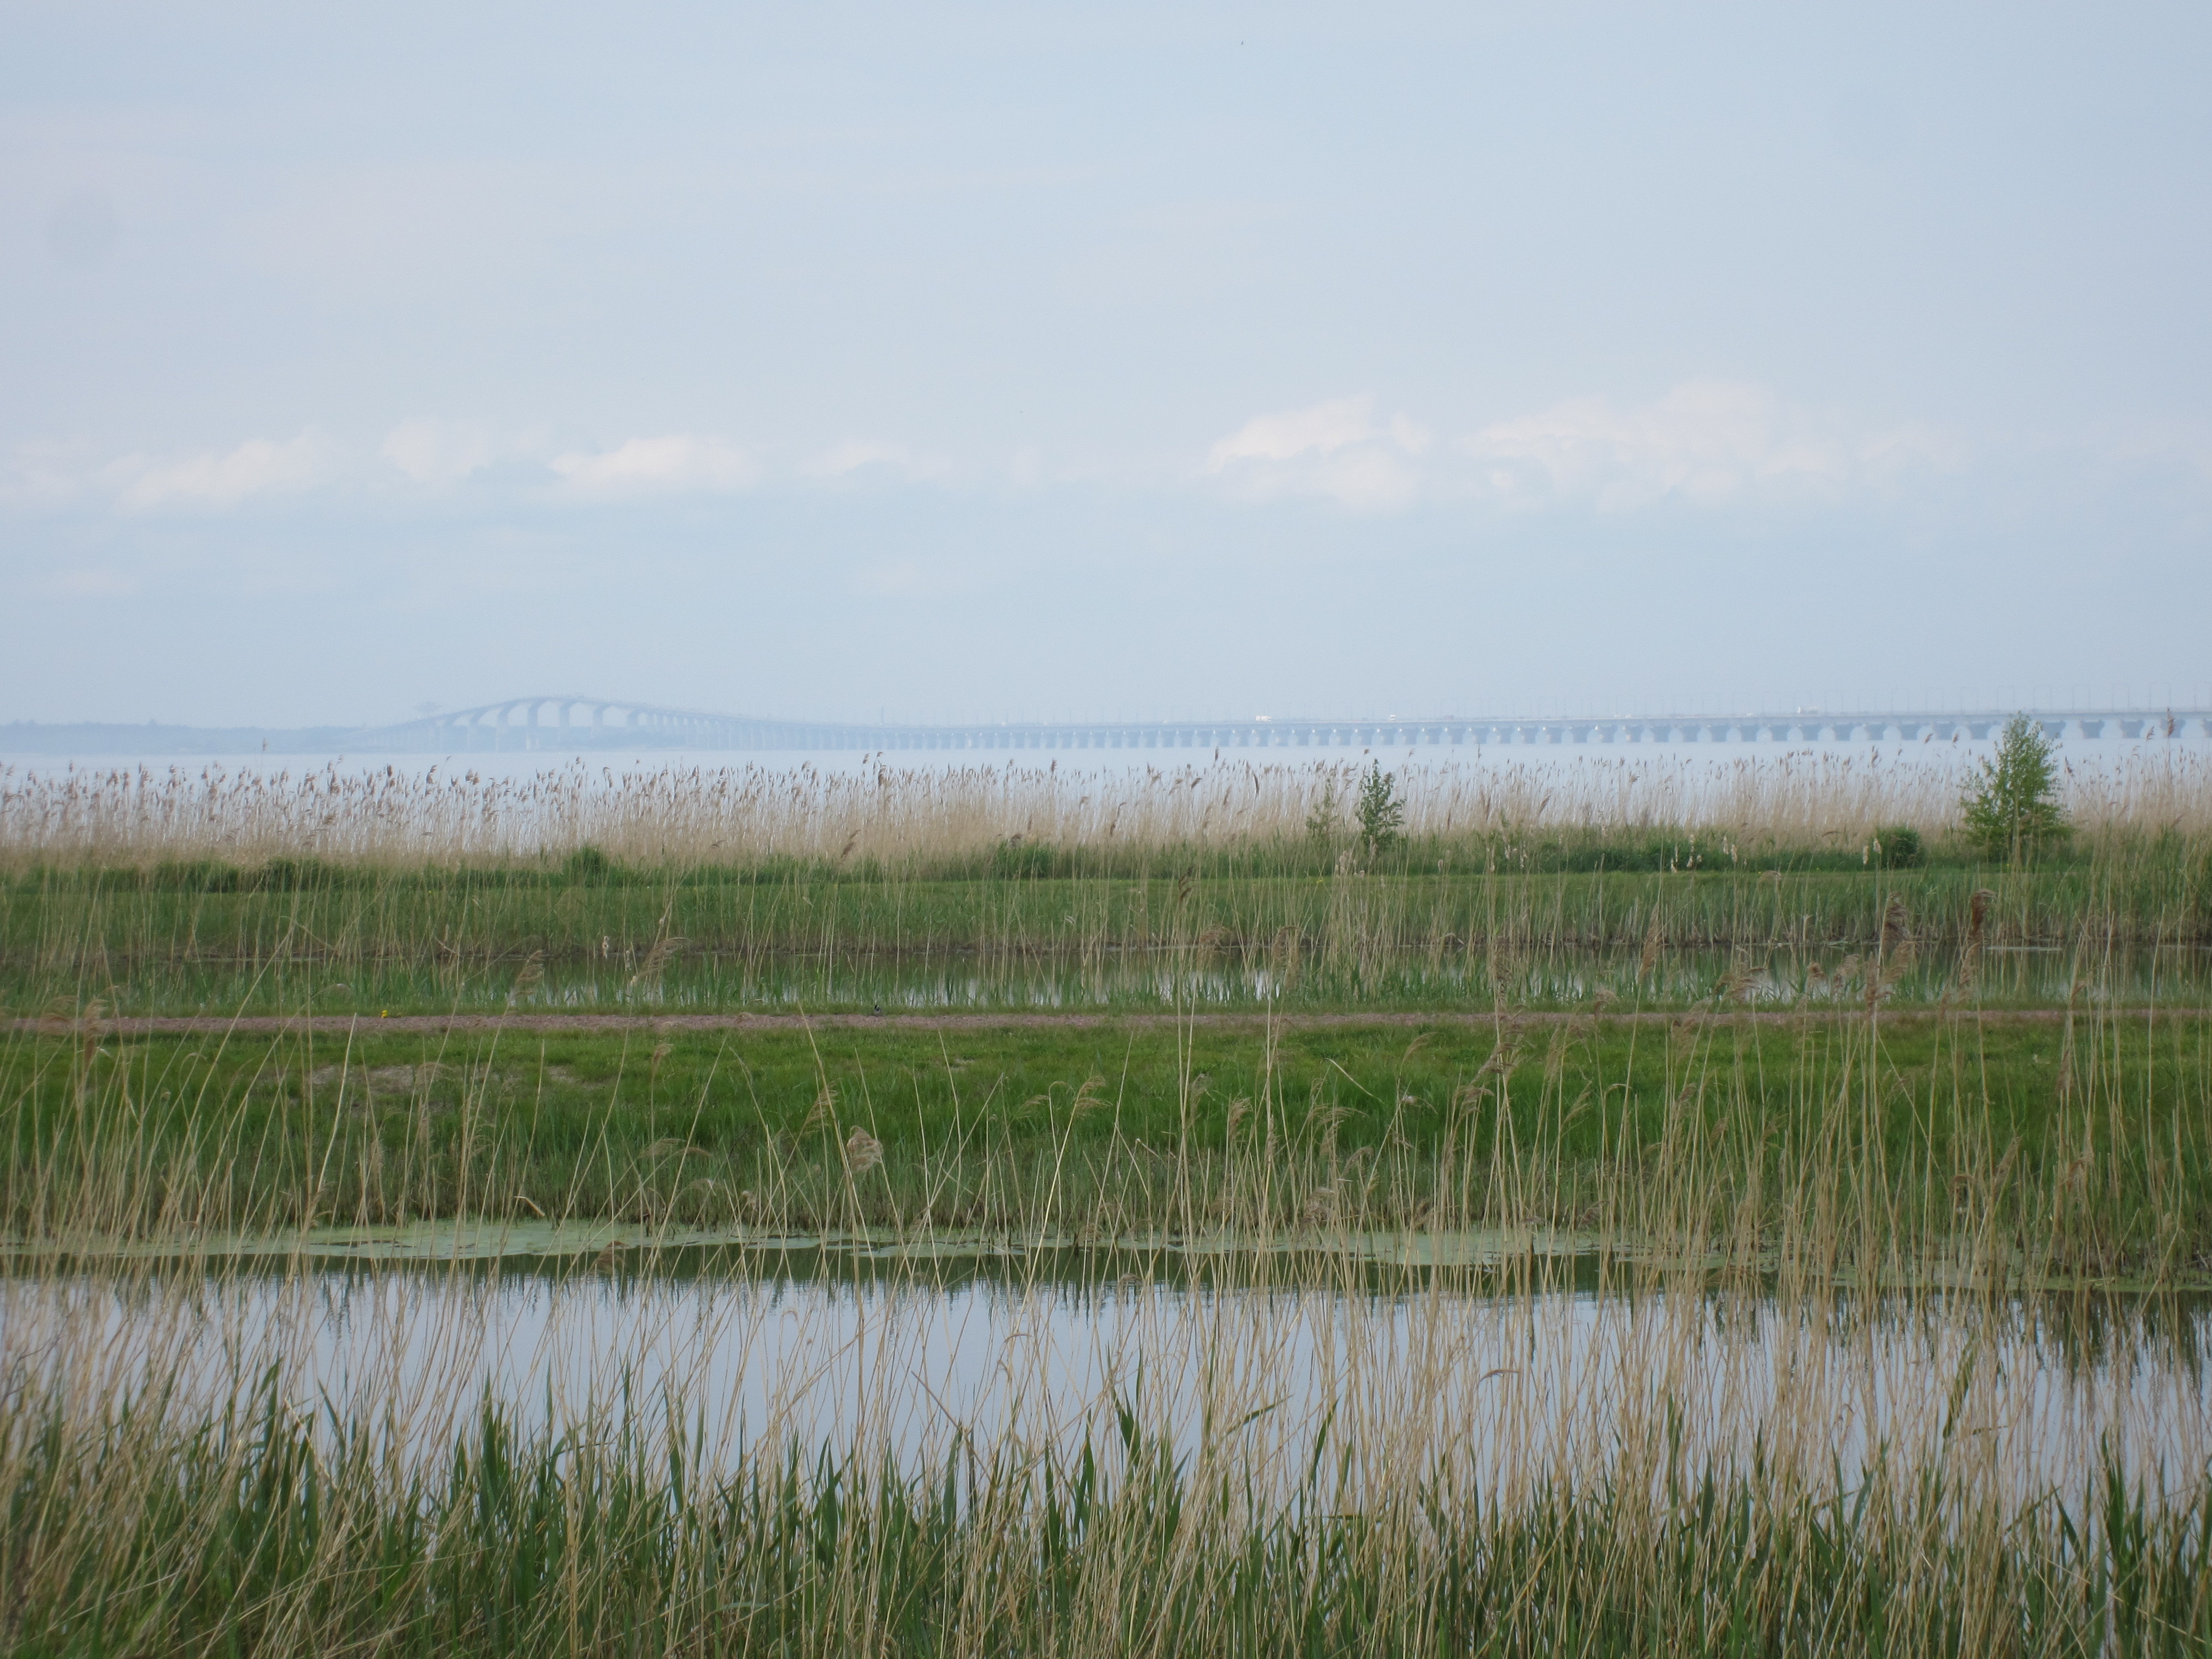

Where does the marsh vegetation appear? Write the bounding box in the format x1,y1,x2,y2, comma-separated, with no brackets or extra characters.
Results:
7,1024,2211,1655
4,751,2209,1018
4,750,2211,1652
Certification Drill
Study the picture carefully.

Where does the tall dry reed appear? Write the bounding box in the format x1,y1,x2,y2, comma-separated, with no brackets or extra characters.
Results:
8,749,2211,870
3,1014,2209,1656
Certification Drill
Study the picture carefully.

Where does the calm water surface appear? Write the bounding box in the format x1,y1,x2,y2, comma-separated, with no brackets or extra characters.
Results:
10,1259,2207,1508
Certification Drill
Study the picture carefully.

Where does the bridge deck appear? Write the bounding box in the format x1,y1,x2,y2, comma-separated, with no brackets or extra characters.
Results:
361,700,2212,754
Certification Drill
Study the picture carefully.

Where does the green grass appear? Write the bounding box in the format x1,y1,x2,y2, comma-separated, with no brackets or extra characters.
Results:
4,1364,2208,1657
8,839,2210,1018
11,1009,2210,1279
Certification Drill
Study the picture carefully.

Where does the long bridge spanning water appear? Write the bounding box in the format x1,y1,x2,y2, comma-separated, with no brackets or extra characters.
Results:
360,698,2212,755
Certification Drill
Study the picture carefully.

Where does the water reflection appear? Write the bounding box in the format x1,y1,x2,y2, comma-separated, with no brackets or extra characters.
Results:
11,1260,2207,1512
514,942,2210,1014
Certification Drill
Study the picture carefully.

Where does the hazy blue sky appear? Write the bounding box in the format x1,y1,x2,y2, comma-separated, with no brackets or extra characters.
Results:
6,3,2209,727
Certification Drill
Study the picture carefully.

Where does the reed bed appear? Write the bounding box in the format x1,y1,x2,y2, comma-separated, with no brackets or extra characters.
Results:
13,1277,2210,1656
7,759,2212,1650
4,1033,2210,1656
8,752,2210,1020
9,859,2207,1022
7,750,2212,871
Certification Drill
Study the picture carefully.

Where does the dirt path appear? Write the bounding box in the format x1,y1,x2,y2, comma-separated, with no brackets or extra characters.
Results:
8,1007,2195,1039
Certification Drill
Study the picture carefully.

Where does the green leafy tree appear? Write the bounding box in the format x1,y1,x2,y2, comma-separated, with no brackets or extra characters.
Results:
1356,762,1406,857
1961,715,2069,863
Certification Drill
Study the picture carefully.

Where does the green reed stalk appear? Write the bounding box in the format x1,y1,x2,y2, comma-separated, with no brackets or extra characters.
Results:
3,1347,2207,1657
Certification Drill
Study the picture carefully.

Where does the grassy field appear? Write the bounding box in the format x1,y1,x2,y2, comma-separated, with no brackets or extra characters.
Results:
9,1005,2209,1280
8,849,2211,1018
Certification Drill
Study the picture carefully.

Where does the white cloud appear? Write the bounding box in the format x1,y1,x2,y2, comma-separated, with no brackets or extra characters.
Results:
112,431,338,509
807,439,947,482
382,419,502,484
1205,394,1428,510
1385,414,1434,457
1461,381,1955,510
1209,395,1380,467
549,434,758,497
1204,383,1962,515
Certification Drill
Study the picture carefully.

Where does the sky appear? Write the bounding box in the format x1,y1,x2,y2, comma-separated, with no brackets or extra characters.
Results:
5,2,2210,729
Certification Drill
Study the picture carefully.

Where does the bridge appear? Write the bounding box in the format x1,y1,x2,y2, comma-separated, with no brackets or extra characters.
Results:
357,697,2212,755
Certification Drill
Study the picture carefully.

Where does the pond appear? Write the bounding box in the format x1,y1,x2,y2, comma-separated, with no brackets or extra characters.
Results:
9,1250,2206,1514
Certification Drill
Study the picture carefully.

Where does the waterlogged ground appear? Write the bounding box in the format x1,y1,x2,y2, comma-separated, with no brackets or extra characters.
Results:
491,942,2212,1016
3,1218,1606,1268
7,1255,2208,1510
25,941,2212,1020
7,1218,2194,1293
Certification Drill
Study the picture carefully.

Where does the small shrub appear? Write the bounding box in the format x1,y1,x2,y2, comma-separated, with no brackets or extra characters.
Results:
1874,826,1925,869
1304,779,1340,848
989,837,1055,879
564,844,617,883
150,859,241,893
1962,716,2069,864
1355,763,1405,856
255,857,340,891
